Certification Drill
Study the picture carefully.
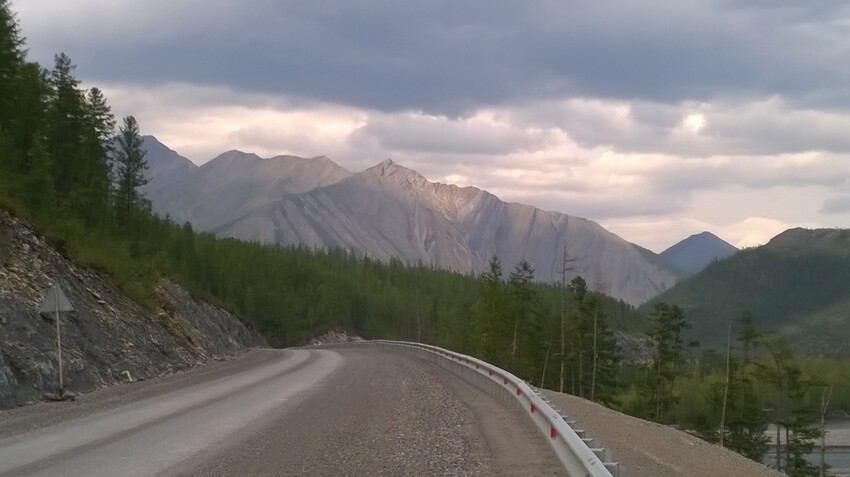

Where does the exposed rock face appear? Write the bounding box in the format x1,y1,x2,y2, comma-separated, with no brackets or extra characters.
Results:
151,148,351,231
0,211,266,409
213,159,676,305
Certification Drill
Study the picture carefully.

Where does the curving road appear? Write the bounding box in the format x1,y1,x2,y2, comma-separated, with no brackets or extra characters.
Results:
0,347,565,477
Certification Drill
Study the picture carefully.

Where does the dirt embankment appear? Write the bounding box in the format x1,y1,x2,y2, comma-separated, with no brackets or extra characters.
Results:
0,211,266,409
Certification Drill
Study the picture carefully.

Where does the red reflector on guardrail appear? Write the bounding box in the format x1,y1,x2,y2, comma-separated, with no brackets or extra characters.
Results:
550,426,557,439
531,403,536,413
503,377,508,385
516,387,521,396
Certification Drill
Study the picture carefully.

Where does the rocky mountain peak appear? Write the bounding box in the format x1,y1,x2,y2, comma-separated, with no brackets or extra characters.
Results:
206,150,261,165
364,159,428,188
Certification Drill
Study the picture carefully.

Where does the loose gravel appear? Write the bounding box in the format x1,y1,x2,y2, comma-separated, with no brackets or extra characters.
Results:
165,347,565,476
545,390,785,477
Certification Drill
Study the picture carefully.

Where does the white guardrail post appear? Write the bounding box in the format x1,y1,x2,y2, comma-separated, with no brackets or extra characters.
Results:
368,340,620,477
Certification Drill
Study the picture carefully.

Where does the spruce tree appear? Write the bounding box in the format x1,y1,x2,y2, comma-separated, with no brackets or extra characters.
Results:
647,302,689,423
0,0,25,135
508,260,537,372
79,87,115,226
46,53,85,205
113,115,148,229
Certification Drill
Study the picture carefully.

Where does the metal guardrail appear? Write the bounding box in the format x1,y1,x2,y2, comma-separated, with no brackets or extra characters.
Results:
368,340,619,477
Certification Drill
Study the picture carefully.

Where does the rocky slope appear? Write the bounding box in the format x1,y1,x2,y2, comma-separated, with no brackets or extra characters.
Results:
0,211,266,409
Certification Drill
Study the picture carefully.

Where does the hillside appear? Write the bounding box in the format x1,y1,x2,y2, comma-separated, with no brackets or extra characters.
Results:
146,147,678,305
659,231,738,277
645,227,850,355
0,211,266,408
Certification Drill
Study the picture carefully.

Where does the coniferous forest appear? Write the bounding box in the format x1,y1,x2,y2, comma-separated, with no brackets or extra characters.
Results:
1,2,848,474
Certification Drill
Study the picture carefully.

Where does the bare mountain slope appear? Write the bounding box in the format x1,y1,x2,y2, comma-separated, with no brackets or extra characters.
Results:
216,159,676,305
139,135,198,198
153,149,351,231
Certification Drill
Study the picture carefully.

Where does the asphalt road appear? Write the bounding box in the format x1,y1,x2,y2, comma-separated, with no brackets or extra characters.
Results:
0,347,564,476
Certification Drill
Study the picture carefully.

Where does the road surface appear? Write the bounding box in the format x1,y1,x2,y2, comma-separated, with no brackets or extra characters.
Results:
0,347,565,476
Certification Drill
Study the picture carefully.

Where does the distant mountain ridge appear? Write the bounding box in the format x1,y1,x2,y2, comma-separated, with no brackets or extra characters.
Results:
141,137,679,305
659,231,738,277
144,139,351,231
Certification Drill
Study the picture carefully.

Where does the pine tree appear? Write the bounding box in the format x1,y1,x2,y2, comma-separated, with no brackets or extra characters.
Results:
0,0,25,135
568,276,592,397
113,115,149,229
24,133,53,215
508,260,537,372
647,302,689,423
46,53,85,205
587,293,622,405
759,337,819,475
78,87,115,226
476,255,510,366
0,1,29,183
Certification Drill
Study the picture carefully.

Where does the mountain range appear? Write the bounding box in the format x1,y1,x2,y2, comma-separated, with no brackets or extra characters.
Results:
139,136,734,305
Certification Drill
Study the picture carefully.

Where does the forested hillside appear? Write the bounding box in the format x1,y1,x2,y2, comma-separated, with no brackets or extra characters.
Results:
645,228,850,355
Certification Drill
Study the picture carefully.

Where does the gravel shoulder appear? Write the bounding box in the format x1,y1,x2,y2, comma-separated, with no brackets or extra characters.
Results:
545,390,784,477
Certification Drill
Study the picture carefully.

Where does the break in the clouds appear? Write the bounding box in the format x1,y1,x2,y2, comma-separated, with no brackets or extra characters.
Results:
13,0,850,251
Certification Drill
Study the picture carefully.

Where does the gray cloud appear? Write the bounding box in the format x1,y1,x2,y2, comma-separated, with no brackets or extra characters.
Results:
822,196,850,215
348,113,555,156
16,0,850,116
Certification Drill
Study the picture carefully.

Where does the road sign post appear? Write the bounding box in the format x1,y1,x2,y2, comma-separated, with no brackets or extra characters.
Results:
39,284,74,397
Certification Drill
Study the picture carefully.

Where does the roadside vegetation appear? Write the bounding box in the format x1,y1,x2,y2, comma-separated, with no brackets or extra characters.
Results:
0,2,845,475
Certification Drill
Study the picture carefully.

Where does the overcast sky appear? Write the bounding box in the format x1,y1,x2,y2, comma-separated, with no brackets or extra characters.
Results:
13,1,850,251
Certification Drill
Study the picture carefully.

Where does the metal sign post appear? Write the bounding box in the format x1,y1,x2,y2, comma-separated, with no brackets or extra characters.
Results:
39,284,74,397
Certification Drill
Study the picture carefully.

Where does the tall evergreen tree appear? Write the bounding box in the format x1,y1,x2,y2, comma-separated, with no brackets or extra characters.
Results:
0,0,27,183
0,0,25,134
508,260,537,371
647,302,689,423
24,133,53,215
759,337,820,475
587,293,622,405
476,255,511,366
113,115,148,229
46,53,85,205
569,276,592,396
78,87,115,225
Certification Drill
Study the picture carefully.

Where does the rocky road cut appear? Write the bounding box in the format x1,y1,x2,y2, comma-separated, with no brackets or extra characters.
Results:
0,347,565,477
